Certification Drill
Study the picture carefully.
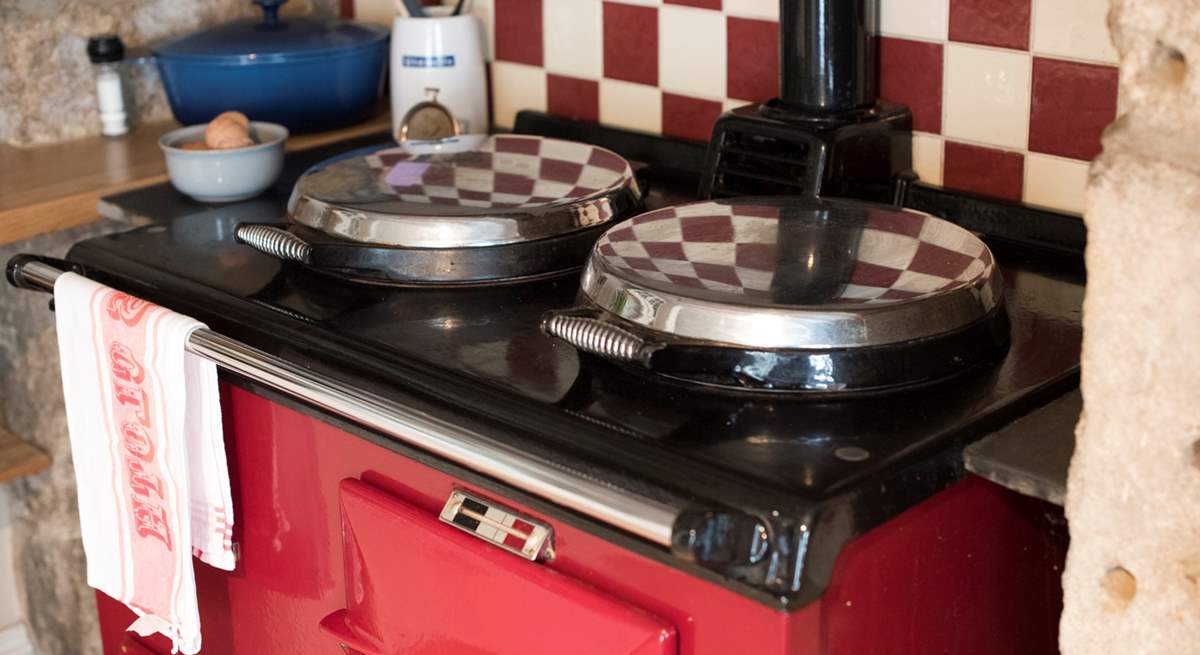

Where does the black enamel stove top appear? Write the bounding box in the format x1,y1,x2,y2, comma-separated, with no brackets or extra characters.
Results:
63,116,1084,607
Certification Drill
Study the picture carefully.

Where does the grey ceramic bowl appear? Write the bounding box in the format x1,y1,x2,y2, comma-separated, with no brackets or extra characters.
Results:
159,121,288,203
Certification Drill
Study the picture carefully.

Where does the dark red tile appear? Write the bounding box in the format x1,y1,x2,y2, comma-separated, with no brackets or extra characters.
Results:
680,213,735,241
661,93,723,143
878,37,943,133
494,136,541,154
943,141,1024,202
603,2,658,86
643,241,688,260
588,148,628,172
1029,57,1119,161
907,241,978,278
735,242,777,270
539,157,585,183
949,0,1031,50
693,262,741,286
727,16,779,101
547,74,600,123
494,0,543,66
850,261,903,288
665,0,721,9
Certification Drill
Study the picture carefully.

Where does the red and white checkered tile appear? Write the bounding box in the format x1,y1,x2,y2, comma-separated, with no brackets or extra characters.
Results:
351,0,1119,215
884,0,1118,214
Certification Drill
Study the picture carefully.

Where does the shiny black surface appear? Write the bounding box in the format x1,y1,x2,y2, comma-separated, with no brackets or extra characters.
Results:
780,0,877,112
71,177,1083,492
61,137,1084,607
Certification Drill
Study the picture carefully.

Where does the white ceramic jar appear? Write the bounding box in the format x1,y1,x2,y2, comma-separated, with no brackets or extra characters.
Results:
390,13,488,138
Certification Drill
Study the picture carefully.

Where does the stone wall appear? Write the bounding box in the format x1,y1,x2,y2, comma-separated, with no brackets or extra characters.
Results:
0,0,339,147
0,1,338,651
0,221,119,655
1061,1,1200,653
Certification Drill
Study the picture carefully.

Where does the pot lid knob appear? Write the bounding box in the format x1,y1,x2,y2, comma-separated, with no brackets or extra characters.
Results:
253,0,288,27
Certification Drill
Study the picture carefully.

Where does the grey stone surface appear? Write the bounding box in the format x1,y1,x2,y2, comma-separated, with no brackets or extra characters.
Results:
0,220,120,655
0,0,340,147
963,389,1081,507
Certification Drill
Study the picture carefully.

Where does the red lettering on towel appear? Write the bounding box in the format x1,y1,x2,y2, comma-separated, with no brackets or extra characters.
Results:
121,421,155,461
131,498,173,549
101,294,175,557
105,293,152,327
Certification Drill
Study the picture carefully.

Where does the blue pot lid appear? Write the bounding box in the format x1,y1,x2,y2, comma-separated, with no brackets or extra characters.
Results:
154,14,389,64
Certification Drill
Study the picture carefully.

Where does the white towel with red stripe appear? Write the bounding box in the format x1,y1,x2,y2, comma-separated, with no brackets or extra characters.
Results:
54,273,234,655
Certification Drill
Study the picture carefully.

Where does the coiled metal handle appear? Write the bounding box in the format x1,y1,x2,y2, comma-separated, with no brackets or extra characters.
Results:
236,224,312,264
543,313,648,363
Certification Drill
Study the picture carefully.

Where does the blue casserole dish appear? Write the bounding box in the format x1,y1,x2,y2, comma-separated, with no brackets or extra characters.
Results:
154,0,390,133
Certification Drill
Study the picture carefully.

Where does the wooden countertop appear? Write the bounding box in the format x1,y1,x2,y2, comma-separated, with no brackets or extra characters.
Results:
0,113,392,246
0,426,50,483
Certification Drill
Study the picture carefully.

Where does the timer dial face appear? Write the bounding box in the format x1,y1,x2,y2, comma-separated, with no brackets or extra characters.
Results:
400,103,459,141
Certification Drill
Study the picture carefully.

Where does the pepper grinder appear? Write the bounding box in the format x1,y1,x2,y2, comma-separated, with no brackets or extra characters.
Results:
87,34,128,137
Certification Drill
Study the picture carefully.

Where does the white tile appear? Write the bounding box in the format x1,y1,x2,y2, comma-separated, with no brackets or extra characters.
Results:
491,62,547,129
724,0,778,20
544,0,603,79
943,44,1033,150
470,0,496,61
723,98,751,113
600,79,662,134
912,132,944,186
354,0,396,24
1031,0,1118,64
880,0,949,41
1024,154,1090,214
659,4,726,99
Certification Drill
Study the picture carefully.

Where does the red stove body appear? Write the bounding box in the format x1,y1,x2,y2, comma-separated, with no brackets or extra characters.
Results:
97,384,1064,655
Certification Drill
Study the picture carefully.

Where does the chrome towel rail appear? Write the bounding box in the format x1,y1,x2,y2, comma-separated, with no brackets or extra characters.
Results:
7,257,679,548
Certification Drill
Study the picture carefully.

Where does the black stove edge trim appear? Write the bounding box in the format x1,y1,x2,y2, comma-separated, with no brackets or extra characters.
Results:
794,365,1079,606
42,242,919,612
231,364,1073,613
53,243,820,610
904,183,1087,256
217,373,806,612
512,111,1088,256
49,230,1084,612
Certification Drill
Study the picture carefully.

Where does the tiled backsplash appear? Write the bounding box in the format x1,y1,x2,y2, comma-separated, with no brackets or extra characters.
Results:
355,0,1119,214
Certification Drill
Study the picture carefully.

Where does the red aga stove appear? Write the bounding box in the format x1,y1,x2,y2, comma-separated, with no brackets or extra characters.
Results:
5,0,1083,653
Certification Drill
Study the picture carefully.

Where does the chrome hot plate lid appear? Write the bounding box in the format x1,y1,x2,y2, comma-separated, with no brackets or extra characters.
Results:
581,197,1004,350
543,197,1008,393
288,134,640,249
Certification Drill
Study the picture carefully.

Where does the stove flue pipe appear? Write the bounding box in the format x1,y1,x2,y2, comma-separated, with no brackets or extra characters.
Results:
779,0,878,114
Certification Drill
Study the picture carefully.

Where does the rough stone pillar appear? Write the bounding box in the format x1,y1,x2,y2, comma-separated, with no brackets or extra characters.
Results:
1061,2,1200,653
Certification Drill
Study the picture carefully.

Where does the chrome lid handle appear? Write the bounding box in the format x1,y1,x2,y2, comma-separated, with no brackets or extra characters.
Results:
235,224,312,265
543,313,651,364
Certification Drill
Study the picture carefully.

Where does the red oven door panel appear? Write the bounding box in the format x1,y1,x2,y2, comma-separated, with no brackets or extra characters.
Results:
319,478,677,655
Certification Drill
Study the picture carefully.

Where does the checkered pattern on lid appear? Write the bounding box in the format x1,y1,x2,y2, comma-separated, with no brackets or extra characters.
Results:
357,135,633,211
593,201,996,307
290,135,641,248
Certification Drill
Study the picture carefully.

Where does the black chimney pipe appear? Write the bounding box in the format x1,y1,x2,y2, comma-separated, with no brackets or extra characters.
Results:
779,0,878,114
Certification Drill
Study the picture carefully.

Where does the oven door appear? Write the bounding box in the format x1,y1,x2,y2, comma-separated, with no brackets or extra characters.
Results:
319,478,677,655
